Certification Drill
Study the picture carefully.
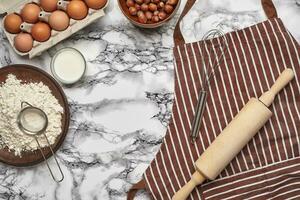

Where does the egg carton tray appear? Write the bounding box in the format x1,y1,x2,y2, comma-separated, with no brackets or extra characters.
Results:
1,0,108,59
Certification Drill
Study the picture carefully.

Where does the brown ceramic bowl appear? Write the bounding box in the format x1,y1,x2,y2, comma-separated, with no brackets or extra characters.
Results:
118,0,181,28
0,64,70,167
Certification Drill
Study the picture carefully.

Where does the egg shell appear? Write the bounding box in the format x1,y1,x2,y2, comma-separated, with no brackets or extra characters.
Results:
40,0,59,12
49,11,70,31
85,0,107,10
31,22,51,42
4,13,23,34
67,0,88,20
14,33,33,53
21,3,41,24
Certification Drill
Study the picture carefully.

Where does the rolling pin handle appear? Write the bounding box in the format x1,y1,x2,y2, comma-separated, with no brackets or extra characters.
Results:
172,172,206,200
259,68,294,107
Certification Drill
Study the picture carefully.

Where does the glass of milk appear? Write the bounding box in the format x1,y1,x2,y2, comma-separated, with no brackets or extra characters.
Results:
51,47,86,85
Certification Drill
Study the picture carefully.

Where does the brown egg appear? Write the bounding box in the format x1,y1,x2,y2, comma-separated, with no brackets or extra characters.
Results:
84,0,107,10
31,22,51,42
49,10,70,31
40,0,58,12
67,0,88,20
4,13,23,34
21,3,41,23
14,33,33,53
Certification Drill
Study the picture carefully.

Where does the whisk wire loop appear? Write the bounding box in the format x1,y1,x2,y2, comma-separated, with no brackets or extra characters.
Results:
190,29,229,142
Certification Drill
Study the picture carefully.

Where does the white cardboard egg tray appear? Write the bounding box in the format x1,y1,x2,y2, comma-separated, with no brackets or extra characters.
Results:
1,0,108,59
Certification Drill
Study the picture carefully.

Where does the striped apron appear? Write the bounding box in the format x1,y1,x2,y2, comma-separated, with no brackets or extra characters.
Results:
127,0,300,199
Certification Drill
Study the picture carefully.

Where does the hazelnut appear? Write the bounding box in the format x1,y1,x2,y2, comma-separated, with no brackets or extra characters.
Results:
135,0,144,5
135,4,141,10
166,0,177,5
153,10,159,16
137,11,147,23
141,3,149,11
158,11,167,20
144,0,151,3
151,0,160,4
158,2,165,8
126,0,135,7
129,7,138,15
137,10,143,16
152,15,159,22
164,4,173,13
149,3,157,12
145,11,153,20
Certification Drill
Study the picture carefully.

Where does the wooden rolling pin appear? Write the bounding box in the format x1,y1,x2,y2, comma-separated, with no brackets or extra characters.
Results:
172,68,295,200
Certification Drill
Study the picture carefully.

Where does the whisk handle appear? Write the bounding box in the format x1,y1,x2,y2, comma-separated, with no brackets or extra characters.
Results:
190,91,207,142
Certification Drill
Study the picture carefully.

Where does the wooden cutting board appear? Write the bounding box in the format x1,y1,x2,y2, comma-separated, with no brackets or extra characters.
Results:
0,64,70,166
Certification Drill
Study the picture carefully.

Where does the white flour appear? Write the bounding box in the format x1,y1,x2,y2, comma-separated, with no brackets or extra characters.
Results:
0,74,64,157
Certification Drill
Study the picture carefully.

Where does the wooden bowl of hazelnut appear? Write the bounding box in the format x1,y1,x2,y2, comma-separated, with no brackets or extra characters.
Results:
118,0,180,28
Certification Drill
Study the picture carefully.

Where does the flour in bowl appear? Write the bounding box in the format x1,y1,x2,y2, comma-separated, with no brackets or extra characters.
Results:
0,74,64,156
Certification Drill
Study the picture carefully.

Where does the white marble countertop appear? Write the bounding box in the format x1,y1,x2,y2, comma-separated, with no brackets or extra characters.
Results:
181,0,300,44
0,0,299,200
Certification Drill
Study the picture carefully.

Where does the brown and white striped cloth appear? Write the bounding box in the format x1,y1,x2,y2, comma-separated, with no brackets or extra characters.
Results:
127,0,300,199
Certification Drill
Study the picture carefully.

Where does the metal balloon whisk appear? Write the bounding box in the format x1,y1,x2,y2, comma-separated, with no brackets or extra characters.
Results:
190,29,229,142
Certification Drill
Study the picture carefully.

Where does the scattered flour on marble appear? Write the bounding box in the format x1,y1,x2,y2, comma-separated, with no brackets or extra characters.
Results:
0,74,64,157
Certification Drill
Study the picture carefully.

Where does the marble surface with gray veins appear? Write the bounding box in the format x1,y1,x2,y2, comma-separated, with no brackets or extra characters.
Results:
181,0,300,44
0,0,299,199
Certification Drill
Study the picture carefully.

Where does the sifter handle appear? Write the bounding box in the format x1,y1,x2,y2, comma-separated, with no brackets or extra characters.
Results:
259,68,294,107
35,134,64,183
